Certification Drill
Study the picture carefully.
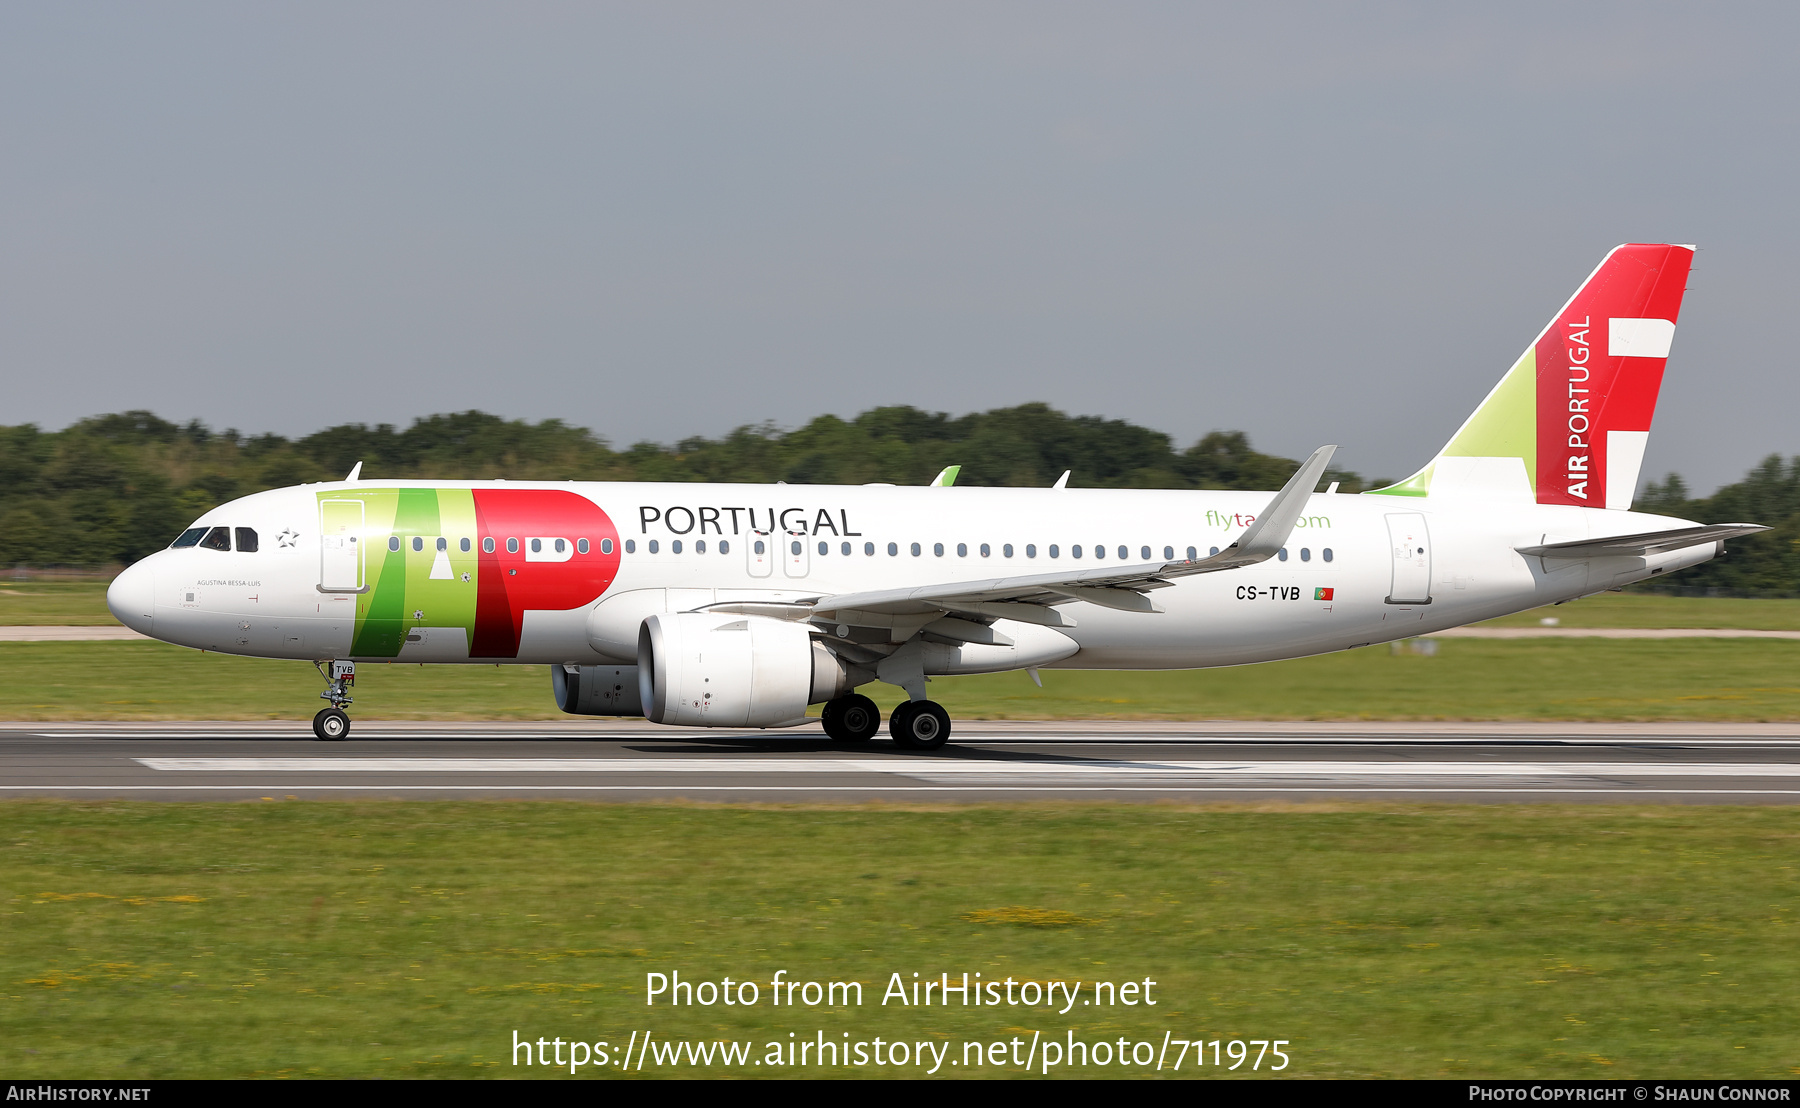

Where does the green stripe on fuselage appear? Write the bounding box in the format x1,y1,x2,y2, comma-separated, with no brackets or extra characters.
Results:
333,488,480,659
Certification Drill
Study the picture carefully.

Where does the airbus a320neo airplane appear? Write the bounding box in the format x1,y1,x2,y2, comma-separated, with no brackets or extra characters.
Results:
107,243,1764,744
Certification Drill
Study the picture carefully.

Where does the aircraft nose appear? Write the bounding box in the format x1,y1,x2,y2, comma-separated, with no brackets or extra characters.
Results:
106,559,156,635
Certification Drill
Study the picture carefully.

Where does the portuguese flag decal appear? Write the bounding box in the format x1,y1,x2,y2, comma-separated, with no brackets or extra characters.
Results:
1315,587,1334,601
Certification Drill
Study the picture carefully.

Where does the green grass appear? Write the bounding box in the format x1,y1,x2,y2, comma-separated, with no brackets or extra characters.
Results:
5,638,1800,722
0,581,116,626
2,801,1796,1078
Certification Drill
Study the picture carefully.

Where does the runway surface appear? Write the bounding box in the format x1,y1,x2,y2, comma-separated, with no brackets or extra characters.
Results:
7,720,1800,803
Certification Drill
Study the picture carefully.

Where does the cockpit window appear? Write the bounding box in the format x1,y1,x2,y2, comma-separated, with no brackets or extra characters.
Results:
171,527,207,548
235,527,259,553
199,527,231,551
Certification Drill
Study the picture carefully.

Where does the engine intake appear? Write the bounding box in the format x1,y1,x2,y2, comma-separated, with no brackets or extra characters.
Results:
638,612,849,727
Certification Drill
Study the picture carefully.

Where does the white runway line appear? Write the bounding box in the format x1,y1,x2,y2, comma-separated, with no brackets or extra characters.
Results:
7,785,1800,796
133,757,1800,778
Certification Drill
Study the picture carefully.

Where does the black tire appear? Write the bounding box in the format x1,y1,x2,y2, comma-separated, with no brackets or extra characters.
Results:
831,694,881,743
888,701,921,748
313,707,350,741
891,699,950,751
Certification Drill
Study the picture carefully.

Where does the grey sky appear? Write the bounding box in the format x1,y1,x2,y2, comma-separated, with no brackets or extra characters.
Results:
2,3,1794,492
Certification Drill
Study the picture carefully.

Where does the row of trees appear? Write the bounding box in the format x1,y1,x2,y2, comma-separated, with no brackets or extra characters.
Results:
1635,459,1800,595
0,405,1371,568
2,406,1793,595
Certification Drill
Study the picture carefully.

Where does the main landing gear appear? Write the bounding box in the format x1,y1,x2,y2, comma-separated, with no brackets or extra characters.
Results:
312,660,356,741
819,693,952,750
889,700,951,751
820,694,882,743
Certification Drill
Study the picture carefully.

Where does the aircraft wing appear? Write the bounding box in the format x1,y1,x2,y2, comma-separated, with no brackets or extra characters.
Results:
1515,523,1769,560
810,446,1337,621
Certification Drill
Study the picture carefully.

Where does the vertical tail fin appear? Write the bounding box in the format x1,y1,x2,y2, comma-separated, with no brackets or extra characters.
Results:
1371,243,1695,509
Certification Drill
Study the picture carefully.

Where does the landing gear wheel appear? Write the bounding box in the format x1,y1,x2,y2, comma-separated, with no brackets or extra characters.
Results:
822,694,882,743
889,699,950,751
313,708,350,741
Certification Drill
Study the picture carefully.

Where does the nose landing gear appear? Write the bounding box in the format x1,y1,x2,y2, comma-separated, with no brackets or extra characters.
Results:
312,660,355,741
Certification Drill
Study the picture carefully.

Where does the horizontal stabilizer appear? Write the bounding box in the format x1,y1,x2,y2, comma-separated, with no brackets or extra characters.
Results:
1516,523,1768,560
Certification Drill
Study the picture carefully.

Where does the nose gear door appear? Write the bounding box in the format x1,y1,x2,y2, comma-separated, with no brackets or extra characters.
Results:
1384,512,1432,605
319,499,368,592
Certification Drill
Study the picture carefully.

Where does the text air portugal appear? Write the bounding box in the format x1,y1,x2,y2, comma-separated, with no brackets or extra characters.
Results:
470,489,622,658
1534,244,1693,509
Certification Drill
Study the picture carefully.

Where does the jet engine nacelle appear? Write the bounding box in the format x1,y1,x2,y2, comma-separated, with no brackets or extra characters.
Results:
637,612,851,727
552,663,644,716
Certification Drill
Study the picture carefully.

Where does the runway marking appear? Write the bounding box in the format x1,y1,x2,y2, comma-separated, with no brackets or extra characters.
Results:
46,733,1800,746
5,785,1800,798
134,757,1800,778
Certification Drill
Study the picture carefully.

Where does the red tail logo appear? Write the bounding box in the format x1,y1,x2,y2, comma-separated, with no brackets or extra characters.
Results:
1534,244,1692,508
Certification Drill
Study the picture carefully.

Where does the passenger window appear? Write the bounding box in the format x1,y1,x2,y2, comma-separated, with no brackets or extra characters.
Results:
1164,546,1174,561
413,537,424,552
1049,545,1060,559
1208,546,1218,557
649,540,660,554
1300,547,1311,562
461,538,471,552
577,538,589,554
200,527,230,551
672,540,682,554
1026,544,1037,558
507,538,519,554
235,528,259,553
888,542,898,556
599,539,612,555
754,540,766,555
436,537,447,551
956,543,967,557
625,539,636,553
1093,545,1103,559
933,543,944,557
1323,547,1334,562
482,537,495,553
911,543,921,556
980,543,991,557
1003,544,1014,557
388,536,401,552
554,538,566,553
1072,545,1083,559
791,540,802,555
865,542,875,556
695,540,705,554
719,540,729,554
1278,548,1288,562
530,539,542,554
172,527,207,548
818,541,828,555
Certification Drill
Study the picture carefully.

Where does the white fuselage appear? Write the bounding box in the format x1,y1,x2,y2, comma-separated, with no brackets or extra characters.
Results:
107,480,1710,673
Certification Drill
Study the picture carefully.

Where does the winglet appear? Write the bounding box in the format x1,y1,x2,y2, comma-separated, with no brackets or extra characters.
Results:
1227,446,1337,561
930,465,961,487
1052,470,1070,489
345,461,363,482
